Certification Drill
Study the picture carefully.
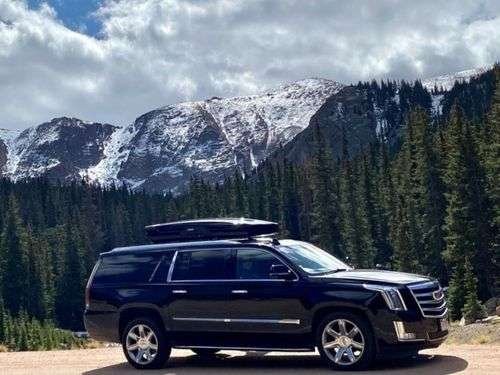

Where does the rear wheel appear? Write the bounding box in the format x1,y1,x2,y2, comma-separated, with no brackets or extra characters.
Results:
316,312,374,371
191,348,220,357
122,317,171,369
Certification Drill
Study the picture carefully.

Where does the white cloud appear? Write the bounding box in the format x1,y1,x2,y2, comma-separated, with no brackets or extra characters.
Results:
0,0,499,130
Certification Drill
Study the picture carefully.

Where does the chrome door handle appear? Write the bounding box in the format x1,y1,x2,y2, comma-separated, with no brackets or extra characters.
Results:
172,290,187,294
231,290,248,294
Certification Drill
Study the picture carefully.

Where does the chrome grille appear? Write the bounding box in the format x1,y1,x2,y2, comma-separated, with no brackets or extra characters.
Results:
407,281,448,318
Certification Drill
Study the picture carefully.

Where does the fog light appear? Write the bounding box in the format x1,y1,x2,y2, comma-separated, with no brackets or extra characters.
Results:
394,321,417,341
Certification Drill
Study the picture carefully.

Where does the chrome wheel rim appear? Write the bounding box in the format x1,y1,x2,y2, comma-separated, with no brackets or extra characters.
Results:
126,324,158,365
322,319,365,366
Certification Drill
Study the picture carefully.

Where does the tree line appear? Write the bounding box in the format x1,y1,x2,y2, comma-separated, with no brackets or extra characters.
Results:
181,66,499,321
0,67,498,344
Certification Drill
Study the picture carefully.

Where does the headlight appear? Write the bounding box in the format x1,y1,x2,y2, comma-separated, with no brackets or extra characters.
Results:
363,284,407,311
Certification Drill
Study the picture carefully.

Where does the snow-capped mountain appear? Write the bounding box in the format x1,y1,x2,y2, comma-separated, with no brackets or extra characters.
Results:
3,118,117,181
422,66,491,91
421,66,492,116
1,66,492,193
2,79,343,192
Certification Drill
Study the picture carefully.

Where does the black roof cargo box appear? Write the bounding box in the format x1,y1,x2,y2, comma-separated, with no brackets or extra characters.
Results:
145,218,279,244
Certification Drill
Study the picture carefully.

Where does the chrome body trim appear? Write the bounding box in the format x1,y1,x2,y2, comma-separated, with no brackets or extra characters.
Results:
172,290,187,294
172,317,301,325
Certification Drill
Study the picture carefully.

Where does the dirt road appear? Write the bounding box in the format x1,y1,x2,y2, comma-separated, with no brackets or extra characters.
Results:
0,344,498,374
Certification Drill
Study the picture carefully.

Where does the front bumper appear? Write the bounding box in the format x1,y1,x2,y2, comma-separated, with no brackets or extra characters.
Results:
369,308,448,357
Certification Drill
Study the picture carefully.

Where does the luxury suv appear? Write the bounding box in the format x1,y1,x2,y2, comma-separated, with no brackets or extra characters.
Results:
84,219,448,370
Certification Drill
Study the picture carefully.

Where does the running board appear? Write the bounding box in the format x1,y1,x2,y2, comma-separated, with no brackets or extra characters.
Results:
174,345,315,352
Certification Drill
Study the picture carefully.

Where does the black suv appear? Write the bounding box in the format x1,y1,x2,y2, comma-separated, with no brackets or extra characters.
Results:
84,219,448,370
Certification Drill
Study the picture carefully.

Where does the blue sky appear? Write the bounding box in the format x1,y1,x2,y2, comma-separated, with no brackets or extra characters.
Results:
27,0,102,35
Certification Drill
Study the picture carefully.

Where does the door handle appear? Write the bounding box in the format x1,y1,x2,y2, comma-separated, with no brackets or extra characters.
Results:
231,290,248,294
172,290,187,294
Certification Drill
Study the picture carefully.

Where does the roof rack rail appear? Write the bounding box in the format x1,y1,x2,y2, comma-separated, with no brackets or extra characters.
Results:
145,218,279,244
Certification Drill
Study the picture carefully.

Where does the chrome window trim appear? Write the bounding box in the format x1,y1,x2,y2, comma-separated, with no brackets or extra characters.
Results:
166,250,178,282
167,247,299,283
172,317,301,325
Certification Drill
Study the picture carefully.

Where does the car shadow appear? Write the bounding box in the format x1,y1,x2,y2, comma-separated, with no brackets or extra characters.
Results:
83,352,468,374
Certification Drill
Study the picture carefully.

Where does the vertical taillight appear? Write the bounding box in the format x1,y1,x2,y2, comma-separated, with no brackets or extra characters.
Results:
85,259,101,310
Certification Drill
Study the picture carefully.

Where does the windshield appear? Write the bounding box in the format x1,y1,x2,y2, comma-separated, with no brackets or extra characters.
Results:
278,240,351,275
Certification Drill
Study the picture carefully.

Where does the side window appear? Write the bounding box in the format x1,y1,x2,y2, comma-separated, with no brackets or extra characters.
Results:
171,249,234,280
93,253,163,284
236,249,285,279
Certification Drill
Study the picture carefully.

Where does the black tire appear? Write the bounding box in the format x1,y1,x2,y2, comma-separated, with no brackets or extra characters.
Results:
316,312,375,371
191,348,220,356
121,317,171,369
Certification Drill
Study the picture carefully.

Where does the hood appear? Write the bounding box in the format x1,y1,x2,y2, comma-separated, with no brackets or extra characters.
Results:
315,269,431,285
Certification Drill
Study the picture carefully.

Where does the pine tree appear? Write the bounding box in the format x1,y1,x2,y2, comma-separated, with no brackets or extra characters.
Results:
265,164,280,222
0,195,30,315
462,258,487,323
391,114,423,273
339,147,374,268
482,65,500,295
443,106,494,312
55,221,85,330
281,160,301,238
392,197,421,272
0,297,5,343
310,123,342,256
232,171,248,217
376,142,395,266
447,263,465,321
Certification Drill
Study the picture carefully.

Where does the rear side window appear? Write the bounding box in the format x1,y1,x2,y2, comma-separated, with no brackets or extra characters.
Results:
94,253,163,284
171,249,233,280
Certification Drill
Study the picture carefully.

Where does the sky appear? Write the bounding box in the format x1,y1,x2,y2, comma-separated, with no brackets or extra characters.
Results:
1,0,499,131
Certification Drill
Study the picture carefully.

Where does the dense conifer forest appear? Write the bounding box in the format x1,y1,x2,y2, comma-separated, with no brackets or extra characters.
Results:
0,67,498,350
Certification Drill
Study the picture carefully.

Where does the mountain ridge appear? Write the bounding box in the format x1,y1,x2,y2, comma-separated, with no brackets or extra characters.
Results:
0,66,491,193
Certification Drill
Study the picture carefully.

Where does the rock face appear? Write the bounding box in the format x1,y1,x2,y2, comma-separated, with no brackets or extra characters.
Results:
85,78,344,193
277,86,378,164
0,139,8,175
0,128,20,177
4,118,117,181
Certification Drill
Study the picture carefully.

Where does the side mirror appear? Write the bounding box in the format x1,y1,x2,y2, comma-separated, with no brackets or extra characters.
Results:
270,264,295,280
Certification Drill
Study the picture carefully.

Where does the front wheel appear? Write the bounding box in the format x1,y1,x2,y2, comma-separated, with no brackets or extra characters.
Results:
122,317,171,369
316,312,374,371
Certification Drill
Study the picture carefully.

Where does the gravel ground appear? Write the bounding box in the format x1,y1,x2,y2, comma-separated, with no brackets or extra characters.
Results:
446,322,500,345
0,344,499,375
